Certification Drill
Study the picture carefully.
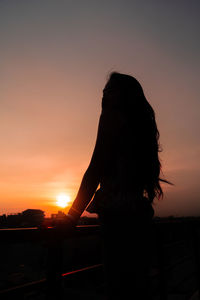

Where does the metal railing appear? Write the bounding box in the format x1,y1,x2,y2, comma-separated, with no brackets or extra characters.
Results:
0,220,200,299
0,225,101,299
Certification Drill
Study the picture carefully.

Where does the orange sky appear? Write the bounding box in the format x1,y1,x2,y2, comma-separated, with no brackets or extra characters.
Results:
1,1,200,217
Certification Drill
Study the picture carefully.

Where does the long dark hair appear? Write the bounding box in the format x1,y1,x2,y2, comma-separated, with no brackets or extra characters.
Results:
103,72,172,204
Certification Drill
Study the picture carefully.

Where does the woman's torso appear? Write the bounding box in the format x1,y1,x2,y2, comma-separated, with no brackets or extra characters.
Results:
87,113,154,220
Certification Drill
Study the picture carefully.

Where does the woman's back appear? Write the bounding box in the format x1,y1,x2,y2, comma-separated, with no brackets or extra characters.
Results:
86,109,154,221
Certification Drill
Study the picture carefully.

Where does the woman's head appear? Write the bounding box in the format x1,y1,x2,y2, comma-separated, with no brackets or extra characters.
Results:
102,72,146,111
102,72,171,203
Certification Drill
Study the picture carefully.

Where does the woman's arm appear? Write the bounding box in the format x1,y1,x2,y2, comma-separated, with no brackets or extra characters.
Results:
67,165,99,220
68,112,107,220
68,109,121,221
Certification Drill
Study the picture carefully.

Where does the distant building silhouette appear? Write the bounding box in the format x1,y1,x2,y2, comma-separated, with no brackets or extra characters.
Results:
0,209,45,228
22,209,45,227
51,210,66,220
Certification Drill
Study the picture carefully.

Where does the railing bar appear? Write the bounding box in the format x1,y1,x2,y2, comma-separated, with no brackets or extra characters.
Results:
0,264,103,295
0,278,46,294
163,240,186,248
62,263,103,277
164,254,194,272
169,270,197,293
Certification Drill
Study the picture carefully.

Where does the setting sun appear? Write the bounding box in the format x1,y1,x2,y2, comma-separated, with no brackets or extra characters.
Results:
56,193,71,208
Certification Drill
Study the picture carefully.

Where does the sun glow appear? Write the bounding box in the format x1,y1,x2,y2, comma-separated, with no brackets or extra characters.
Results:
56,193,71,208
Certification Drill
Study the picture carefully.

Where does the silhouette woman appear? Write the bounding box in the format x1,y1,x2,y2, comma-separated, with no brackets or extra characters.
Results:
67,72,170,299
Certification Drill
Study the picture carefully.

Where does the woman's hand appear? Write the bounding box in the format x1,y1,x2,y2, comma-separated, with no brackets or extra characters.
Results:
46,214,77,241
52,214,77,231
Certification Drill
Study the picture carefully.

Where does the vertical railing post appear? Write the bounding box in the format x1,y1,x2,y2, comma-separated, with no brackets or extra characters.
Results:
156,224,167,300
46,229,63,300
191,222,200,300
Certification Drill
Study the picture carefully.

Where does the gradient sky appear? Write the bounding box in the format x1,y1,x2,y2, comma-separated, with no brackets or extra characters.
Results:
1,0,200,217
